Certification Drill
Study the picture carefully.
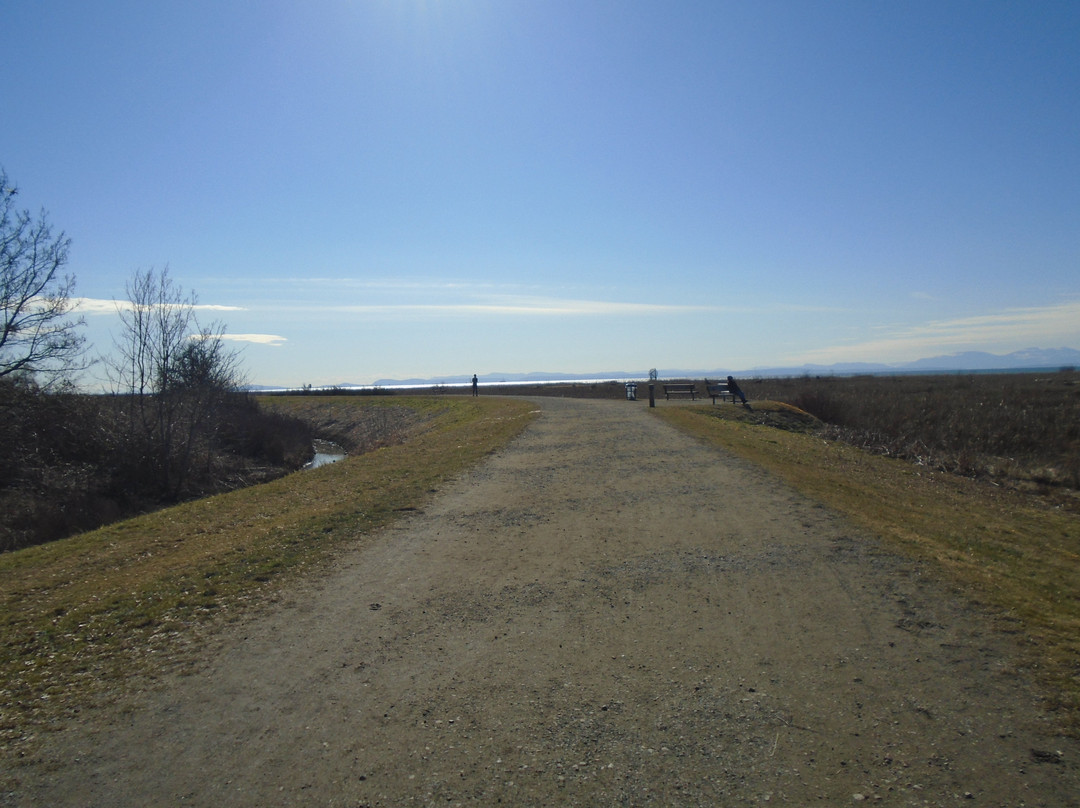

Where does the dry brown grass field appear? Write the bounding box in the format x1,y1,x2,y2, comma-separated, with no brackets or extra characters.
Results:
744,371,1080,498
653,389,1080,734
0,396,537,761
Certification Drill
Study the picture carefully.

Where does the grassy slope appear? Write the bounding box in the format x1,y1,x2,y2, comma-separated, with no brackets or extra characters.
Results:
654,401,1080,732
0,396,536,759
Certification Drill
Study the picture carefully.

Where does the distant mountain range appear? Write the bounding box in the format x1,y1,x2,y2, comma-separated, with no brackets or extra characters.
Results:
745,346,1080,377
248,347,1080,391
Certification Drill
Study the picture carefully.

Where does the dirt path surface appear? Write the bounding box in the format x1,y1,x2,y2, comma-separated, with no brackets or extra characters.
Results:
9,397,1080,806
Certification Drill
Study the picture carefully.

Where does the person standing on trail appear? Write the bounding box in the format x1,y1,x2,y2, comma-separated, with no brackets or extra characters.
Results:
726,375,748,405
472,374,478,396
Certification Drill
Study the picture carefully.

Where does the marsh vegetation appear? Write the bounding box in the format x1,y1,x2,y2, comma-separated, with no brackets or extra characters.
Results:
747,370,1080,497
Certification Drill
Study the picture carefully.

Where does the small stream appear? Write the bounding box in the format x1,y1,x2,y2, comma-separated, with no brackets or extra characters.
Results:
304,439,347,469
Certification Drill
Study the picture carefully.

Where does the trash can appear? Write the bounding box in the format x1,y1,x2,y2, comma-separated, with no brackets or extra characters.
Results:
625,383,637,401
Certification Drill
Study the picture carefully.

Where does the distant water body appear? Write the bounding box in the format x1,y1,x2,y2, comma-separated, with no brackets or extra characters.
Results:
259,377,647,395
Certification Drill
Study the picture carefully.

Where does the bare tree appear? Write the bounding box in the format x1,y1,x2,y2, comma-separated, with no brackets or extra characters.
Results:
162,324,245,393
106,266,244,498
0,168,85,381
109,266,197,398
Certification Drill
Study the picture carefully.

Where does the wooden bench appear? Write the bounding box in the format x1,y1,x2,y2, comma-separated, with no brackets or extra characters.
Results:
705,380,735,404
662,382,698,400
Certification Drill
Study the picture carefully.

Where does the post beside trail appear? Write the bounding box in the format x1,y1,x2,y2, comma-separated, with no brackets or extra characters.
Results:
648,383,655,407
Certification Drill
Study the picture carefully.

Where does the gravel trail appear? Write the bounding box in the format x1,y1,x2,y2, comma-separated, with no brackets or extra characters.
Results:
10,397,1079,806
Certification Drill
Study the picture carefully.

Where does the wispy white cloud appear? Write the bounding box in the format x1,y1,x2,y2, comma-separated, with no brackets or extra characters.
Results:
316,298,723,316
307,279,492,291
75,289,730,318
249,278,526,291
72,297,246,315
219,333,287,346
792,300,1080,365
246,295,840,318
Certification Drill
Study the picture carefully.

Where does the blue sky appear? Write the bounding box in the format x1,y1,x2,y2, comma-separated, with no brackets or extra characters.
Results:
3,0,1078,387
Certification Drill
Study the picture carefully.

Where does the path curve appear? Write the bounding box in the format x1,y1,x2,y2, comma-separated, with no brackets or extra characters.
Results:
11,397,1080,806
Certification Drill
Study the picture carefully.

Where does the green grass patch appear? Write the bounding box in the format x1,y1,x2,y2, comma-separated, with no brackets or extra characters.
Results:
655,401,1080,732
0,396,536,758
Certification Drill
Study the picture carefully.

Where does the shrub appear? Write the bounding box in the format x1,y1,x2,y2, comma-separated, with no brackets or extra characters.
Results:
747,372,1080,493
0,380,315,552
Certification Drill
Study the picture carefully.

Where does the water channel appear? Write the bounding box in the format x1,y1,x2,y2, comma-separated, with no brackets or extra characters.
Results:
304,439,347,469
